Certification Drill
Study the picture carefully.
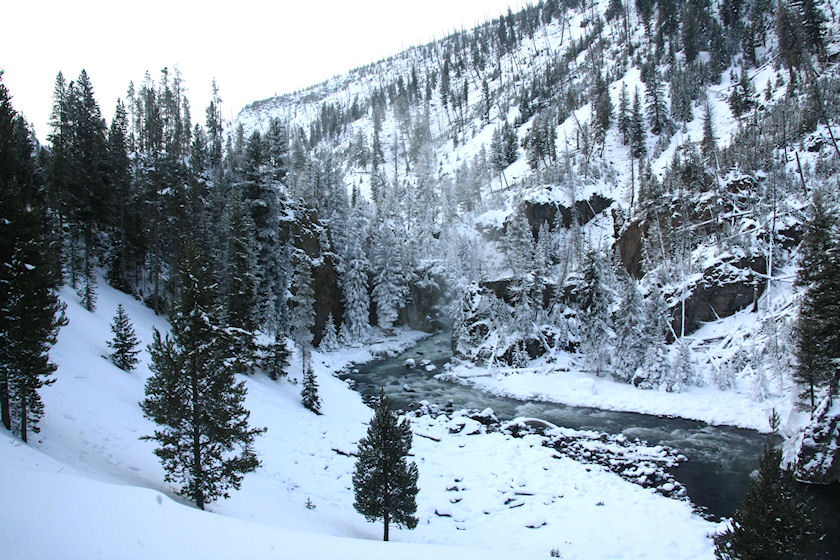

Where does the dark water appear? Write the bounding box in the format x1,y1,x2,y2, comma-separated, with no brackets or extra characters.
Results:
343,332,829,525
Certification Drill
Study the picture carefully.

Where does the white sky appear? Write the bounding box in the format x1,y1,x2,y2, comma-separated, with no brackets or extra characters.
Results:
3,0,527,142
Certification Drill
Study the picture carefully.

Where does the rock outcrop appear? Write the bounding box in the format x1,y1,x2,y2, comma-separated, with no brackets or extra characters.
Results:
522,193,613,237
667,256,766,338
278,200,342,345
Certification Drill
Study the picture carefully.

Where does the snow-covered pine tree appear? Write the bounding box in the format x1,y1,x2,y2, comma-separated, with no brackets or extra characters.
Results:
300,364,321,414
639,283,670,389
289,252,315,373
0,75,67,442
107,303,140,372
221,190,260,373
352,389,419,541
577,249,614,377
340,219,371,343
319,312,339,351
140,241,264,510
668,337,698,392
613,274,647,383
371,222,408,332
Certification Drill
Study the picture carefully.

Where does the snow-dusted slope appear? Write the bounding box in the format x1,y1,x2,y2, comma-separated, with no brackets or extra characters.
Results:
1,283,720,559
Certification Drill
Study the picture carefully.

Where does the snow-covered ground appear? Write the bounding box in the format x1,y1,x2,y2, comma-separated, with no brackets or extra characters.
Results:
1,282,722,559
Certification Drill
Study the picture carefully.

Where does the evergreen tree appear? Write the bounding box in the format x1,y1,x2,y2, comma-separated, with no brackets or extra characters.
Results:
289,252,316,372
106,99,135,294
221,191,260,373
729,68,756,118
141,241,264,510
592,71,613,146
577,250,614,377
319,312,339,351
300,365,321,414
668,338,698,392
0,73,66,441
646,76,670,136
353,390,419,541
714,442,817,559
261,332,290,381
107,304,140,371
613,275,647,383
794,191,840,410
791,0,828,61
371,222,408,331
639,283,670,389
777,1,806,70
618,82,631,145
701,103,718,166
341,213,371,343
630,87,647,159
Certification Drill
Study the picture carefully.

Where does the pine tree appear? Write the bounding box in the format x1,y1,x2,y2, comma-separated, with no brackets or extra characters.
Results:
341,217,371,343
639,283,670,389
701,103,718,166
79,250,97,312
289,252,316,372
140,241,264,510
371,222,408,332
613,275,647,383
261,332,290,381
577,250,614,377
592,71,613,146
714,443,817,559
220,191,260,373
792,0,828,61
319,312,339,351
794,191,840,410
630,87,647,159
300,365,321,414
106,99,135,294
107,304,140,371
353,390,419,541
646,75,670,136
0,73,66,442
618,83,631,145
668,337,698,392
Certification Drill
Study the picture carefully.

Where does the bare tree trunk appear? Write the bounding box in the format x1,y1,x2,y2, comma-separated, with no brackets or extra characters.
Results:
191,370,205,510
1,376,10,432
20,394,28,444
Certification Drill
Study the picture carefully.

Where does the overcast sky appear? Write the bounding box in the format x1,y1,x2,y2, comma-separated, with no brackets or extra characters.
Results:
3,0,527,141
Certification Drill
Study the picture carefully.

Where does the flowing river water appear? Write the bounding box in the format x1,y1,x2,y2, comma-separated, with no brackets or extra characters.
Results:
341,331,840,550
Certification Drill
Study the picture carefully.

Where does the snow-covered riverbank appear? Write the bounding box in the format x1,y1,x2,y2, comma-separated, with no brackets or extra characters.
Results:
1,282,721,559
441,306,809,435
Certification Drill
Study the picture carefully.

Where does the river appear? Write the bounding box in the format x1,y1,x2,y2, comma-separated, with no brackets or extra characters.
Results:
341,331,839,554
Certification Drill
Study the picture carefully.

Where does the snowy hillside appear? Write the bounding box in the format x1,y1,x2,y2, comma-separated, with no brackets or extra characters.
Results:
1,283,724,559
4,0,840,557
235,0,840,439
